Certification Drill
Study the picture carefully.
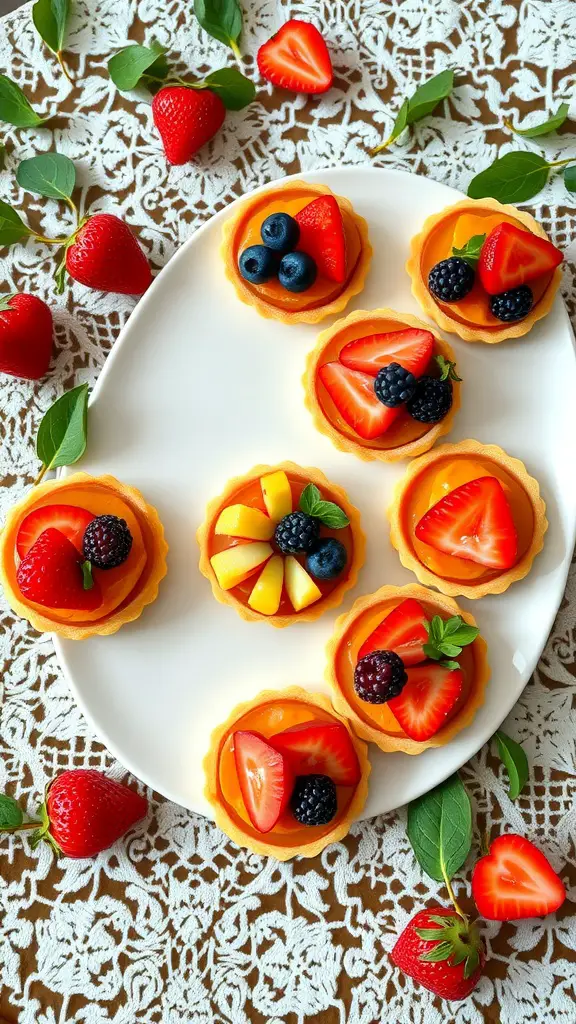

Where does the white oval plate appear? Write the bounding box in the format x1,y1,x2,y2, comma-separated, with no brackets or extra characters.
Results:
56,167,576,819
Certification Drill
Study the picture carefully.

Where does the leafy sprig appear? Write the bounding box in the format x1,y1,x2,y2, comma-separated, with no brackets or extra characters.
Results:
194,0,243,60
434,354,462,382
32,0,72,84
494,729,529,800
0,75,46,128
423,615,479,670
452,233,486,267
35,382,89,485
505,101,569,139
299,483,350,529
372,69,454,154
468,151,574,204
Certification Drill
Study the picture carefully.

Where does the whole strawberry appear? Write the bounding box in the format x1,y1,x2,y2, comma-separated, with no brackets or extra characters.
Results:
152,86,226,165
66,214,152,295
0,293,53,380
391,906,485,1001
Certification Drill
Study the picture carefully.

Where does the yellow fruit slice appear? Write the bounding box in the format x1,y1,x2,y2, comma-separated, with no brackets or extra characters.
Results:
248,555,284,615
427,459,496,509
215,504,274,541
261,471,292,522
211,543,272,590
452,213,503,250
284,555,322,611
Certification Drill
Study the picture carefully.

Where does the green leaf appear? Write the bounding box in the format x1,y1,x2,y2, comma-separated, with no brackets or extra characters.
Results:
434,354,462,382
406,69,454,124
0,143,5,171
407,773,472,883
81,560,94,590
0,793,23,829
312,501,350,529
564,165,576,193
36,382,89,472
506,101,569,138
108,43,169,92
0,75,45,128
299,483,322,515
440,660,461,671
467,151,552,204
32,0,70,54
16,153,75,201
436,642,462,658
202,67,255,110
419,940,454,963
194,0,243,56
452,232,486,267
0,199,33,246
495,729,529,800
387,97,410,145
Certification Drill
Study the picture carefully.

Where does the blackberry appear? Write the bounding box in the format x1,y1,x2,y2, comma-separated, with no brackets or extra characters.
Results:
291,774,337,826
274,511,320,555
354,650,407,704
490,285,533,322
82,515,133,570
374,362,417,408
428,257,475,302
306,538,347,580
406,376,453,424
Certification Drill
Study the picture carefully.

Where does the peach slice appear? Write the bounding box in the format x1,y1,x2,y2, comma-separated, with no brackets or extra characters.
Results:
215,504,275,541
210,543,273,590
285,555,322,611
248,555,284,615
261,471,292,522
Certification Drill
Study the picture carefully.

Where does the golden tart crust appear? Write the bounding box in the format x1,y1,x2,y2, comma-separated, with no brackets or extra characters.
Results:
303,307,461,462
221,180,372,324
406,197,562,343
0,472,168,639
197,461,365,627
388,440,547,599
203,685,371,860
327,584,490,754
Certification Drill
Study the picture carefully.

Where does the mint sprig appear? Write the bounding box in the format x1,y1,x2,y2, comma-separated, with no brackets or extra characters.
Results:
505,101,569,139
435,354,462,382
494,729,529,800
468,151,574,205
407,773,472,885
194,0,243,60
423,615,479,667
372,69,454,153
452,233,486,268
299,483,350,529
32,0,72,83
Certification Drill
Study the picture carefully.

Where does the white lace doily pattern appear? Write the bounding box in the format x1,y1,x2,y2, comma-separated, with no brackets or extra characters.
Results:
1,1,575,1021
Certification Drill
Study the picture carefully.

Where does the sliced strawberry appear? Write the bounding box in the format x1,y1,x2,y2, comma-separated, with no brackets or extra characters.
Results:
415,476,517,570
472,834,566,921
340,328,434,378
295,196,346,283
478,222,563,295
388,664,463,741
270,719,361,786
16,504,95,559
16,528,102,611
358,598,429,666
233,730,294,833
318,361,400,440
257,19,333,95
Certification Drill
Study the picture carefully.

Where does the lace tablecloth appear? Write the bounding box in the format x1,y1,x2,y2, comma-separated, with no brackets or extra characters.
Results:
1,2,575,1021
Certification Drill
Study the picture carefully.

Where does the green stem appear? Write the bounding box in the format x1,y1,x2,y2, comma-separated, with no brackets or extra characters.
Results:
33,463,49,487
1,819,41,835
34,234,69,246
230,39,242,64
56,51,73,85
442,861,468,925
547,157,574,168
370,135,394,156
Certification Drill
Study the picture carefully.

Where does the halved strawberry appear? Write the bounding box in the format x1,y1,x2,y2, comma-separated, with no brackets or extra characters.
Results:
388,664,463,741
295,196,346,283
340,328,434,377
16,528,103,610
269,719,361,786
257,19,333,95
415,476,518,570
318,361,400,440
472,834,566,921
478,222,562,295
16,504,95,559
358,598,429,666
233,730,294,833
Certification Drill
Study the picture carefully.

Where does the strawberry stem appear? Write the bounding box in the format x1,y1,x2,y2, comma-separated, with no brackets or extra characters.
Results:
0,819,42,835
56,51,73,85
33,463,49,487
230,39,242,64
442,861,468,924
33,234,69,246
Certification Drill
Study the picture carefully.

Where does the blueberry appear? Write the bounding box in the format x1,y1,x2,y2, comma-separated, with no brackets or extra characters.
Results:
278,251,317,293
261,212,300,253
238,245,279,284
306,538,348,580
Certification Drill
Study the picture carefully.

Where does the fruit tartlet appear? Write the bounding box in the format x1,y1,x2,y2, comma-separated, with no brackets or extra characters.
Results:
327,584,490,754
407,197,563,343
222,180,372,324
204,686,370,859
388,440,547,599
304,308,461,461
197,462,365,626
0,473,168,639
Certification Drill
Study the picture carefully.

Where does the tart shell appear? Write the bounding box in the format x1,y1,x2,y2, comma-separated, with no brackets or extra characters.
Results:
303,307,461,462
203,685,371,859
406,197,562,343
327,584,490,754
388,440,548,598
0,473,168,640
221,180,373,325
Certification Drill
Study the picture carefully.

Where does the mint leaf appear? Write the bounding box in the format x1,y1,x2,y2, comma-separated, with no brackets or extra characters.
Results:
299,483,322,515
407,773,472,883
0,793,23,829
495,729,529,800
452,232,486,267
406,69,454,124
17,153,75,201
444,624,480,647
506,101,569,138
468,152,554,204
0,75,45,128
440,660,461,671
36,382,89,472
565,165,576,193
443,616,465,635
424,615,479,664
108,43,168,92
434,354,461,382
0,200,33,246
312,501,350,529
201,67,255,110
194,0,243,57
436,642,462,658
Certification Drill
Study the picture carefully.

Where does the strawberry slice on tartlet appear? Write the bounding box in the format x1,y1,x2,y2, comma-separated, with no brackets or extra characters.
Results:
16,504,95,559
318,361,401,439
270,719,361,787
295,196,346,283
16,528,103,611
358,597,429,666
478,222,563,295
340,328,434,377
472,834,565,920
387,663,463,742
233,730,294,833
257,20,333,95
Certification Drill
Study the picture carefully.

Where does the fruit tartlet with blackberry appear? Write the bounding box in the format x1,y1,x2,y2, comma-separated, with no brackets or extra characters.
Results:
0,474,168,639
197,462,365,626
203,686,370,859
221,180,372,324
407,197,563,343
304,308,461,461
388,440,547,599
327,584,489,754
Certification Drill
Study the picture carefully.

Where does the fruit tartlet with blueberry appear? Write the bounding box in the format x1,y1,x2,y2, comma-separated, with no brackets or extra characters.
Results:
407,197,563,343
327,584,490,754
0,474,168,639
197,462,365,626
388,440,547,599
203,686,370,859
304,308,461,461
221,180,372,324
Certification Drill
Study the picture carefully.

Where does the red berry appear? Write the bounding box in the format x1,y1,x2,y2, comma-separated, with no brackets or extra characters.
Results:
391,906,485,1001
318,361,400,440
472,834,566,920
16,528,102,610
387,663,463,742
358,598,429,666
269,719,361,787
233,730,294,833
257,20,333,95
478,222,562,295
16,504,95,559
152,86,226,165
340,328,434,378
44,769,148,857
295,196,346,283
66,214,152,295
0,293,53,381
